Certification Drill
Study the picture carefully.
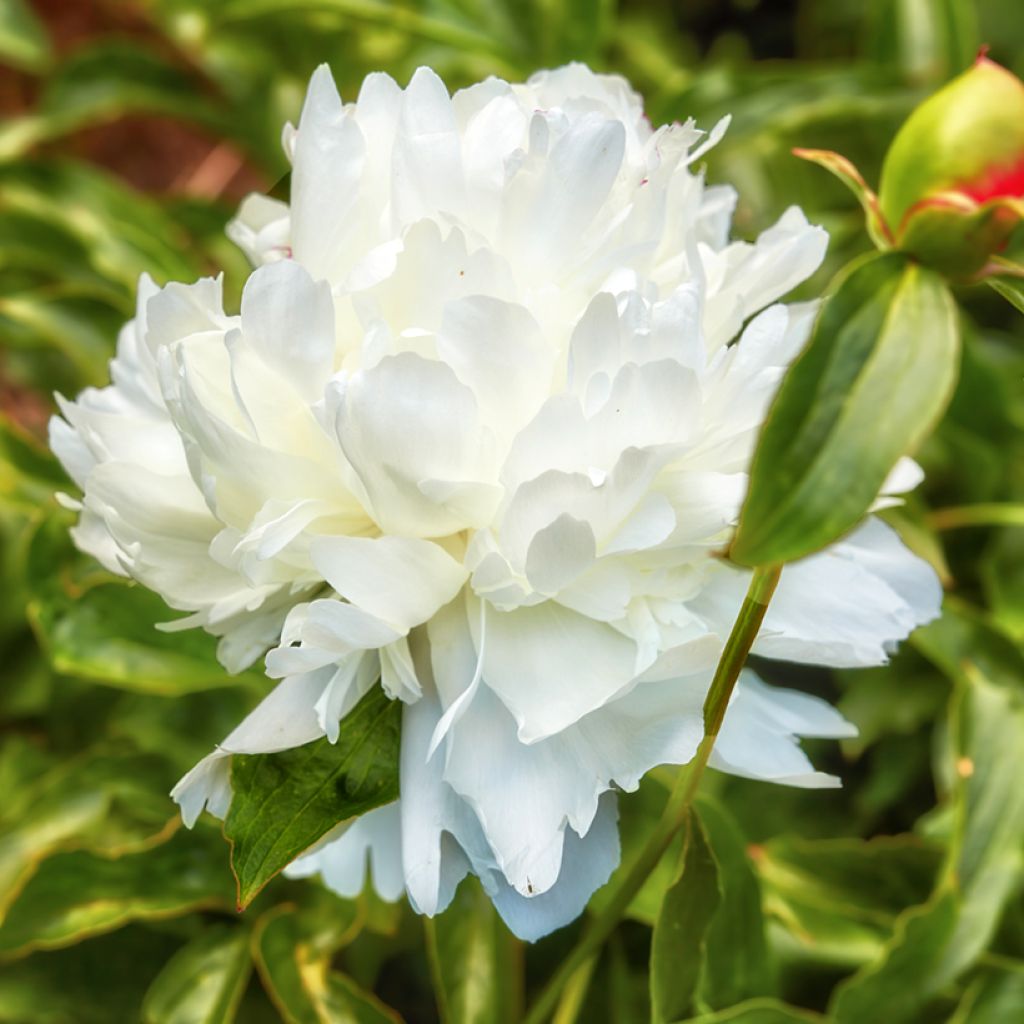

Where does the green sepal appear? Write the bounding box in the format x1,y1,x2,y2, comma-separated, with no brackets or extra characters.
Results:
792,148,893,250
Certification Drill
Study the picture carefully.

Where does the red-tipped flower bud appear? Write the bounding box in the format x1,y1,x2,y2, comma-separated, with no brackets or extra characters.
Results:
878,54,1024,277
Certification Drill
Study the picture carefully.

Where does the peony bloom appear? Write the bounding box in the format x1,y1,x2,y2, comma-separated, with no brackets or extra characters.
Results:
50,63,941,940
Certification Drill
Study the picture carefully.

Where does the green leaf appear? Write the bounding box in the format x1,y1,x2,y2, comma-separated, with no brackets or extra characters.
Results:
426,878,521,1024
0,747,179,920
911,596,1024,695
829,890,960,1023
253,906,402,1024
141,925,252,1024
731,252,959,567
217,0,509,60
675,997,824,1023
830,667,1024,1021
0,161,202,293
650,812,721,1024
0,828,234,958
988,274,1024,313
0,414,64,505
695,797,772,1009
0,925,182,1024
756,834,941,969
950,969,1024,1024
225,686,401,908
0,0,52,73
23,518,258,695
0,43,227,161
28,581,256,695
865,0,979,86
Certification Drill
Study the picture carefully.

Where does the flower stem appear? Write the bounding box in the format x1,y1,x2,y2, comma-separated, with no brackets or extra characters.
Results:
521,563,783,1024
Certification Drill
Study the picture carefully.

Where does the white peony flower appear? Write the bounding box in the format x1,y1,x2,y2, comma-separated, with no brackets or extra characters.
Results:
50,62,941,941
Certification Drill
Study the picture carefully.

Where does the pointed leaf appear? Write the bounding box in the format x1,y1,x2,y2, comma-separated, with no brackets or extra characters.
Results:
831,666,1024,1021
141,925,252,1024
0,829,233,958
731,252,959,567
695,797,772,1008
225,686,401,908
253,906,402,1024
650,812,720,1023
426,878,521,1024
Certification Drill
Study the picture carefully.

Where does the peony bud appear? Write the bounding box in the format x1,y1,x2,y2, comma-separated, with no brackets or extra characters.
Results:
878,54,1024,277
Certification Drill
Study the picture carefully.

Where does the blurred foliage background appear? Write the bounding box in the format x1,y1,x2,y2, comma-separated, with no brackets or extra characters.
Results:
1,1,1024,1022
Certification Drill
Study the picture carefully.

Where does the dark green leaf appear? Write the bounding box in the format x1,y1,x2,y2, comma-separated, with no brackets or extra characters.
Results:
731,252,959,567
865,0,979,86
695,797,773,1009
426,878,520,1024
650,812,721,1023
0,925,181,1024
225,686,401,908
830,890,960,1023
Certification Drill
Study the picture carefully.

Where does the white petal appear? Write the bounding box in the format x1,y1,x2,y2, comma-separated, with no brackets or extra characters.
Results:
755,518,942,667
171,671,329,825
524,514,596,595
310,534,467,632
240,261,335,402
285,803,405,901
437,295,550,441
399,692,474,916
709,671,854,788
334,352,497,536
291,65,367,278
380,636,422,702
483,601,641,741
392,66,464,225
490,793,620,942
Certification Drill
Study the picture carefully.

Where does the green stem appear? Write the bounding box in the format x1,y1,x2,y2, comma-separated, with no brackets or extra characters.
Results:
522,564,782,1024
929,503,1024,531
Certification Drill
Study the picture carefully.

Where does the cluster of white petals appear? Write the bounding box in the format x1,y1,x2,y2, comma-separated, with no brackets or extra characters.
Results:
51,63,941,940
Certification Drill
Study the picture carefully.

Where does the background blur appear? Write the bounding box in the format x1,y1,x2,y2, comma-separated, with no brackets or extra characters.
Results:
1,2,1023,1022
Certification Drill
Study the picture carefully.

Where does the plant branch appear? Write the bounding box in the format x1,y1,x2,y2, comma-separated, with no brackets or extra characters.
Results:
522,563,783,1024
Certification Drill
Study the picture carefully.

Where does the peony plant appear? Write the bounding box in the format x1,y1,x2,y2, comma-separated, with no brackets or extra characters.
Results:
45,52,1018,1020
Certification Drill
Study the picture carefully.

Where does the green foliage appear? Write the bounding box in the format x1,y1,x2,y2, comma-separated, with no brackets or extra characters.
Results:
141,924,253,1024
650,813,721,1023
1,2,1023,1022
426,879,521,1024
226,687,402,908
732,253,959,566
